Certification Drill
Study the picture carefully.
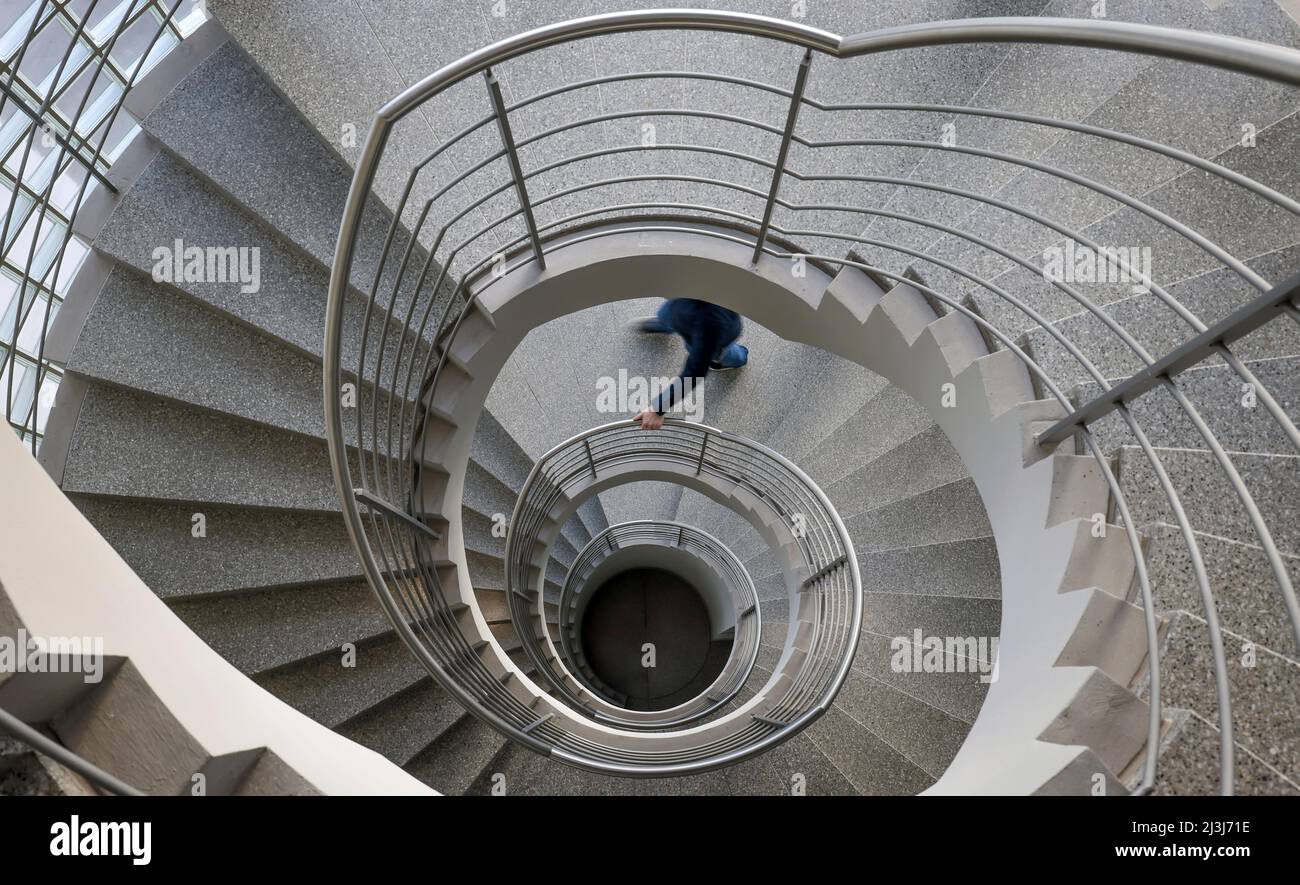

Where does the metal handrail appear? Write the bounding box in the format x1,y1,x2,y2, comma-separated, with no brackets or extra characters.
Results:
319,9,1300,791
556,520,761,728
0,705,143,796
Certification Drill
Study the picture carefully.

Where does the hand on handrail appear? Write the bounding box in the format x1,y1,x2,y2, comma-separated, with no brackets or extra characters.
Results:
634,408,664,430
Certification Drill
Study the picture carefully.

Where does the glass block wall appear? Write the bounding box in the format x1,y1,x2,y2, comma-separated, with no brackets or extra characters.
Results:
1,0,208,450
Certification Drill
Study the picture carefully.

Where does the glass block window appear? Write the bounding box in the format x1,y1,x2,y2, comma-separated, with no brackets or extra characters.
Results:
0,0,208,450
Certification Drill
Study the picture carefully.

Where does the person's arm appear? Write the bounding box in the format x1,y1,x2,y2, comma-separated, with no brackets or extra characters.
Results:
636,321,721,429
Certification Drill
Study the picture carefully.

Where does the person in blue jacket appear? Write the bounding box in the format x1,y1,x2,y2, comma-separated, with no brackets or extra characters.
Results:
632,298,749,430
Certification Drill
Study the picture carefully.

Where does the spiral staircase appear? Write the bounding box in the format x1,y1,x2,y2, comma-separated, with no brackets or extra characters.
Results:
1,0,1299,797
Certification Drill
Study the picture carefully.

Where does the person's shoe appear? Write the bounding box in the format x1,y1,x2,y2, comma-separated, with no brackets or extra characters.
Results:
631,316,673,334
710,343,749,371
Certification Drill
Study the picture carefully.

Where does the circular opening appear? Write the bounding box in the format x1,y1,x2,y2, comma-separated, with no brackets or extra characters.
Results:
578,567,731,711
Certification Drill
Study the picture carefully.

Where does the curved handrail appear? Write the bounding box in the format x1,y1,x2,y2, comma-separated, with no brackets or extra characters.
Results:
836,16,1300,84
373,11,1300,126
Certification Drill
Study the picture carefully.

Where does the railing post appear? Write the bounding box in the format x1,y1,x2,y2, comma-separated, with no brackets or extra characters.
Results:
484,68,546,270
751,49,814,265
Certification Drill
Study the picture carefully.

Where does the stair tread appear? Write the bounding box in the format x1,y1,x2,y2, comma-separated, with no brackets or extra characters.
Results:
336,680,467,769
1022,246,1300,394
823,422,970,519
756,731,859,796
168,580,390,676
832,667,972,781
143,41,415,301
852,630,990,724
61,383,341,512
67,496,362,597
252,635,426,729
946,106,1300,344
1083,353,1300,457
1144,521,1300,655
404,715,508,796
857,591,1001,644
94,149,433,379
95,150,335,360
509,741,794,796
1118,444,1300,557
804,706,935,795
855,0,1218,283
858,536,1001,599
1153,709,1298,796
464,740,550,796
65,263,423,451
470,406,600,557
1140,610,1300,786
766,356,890,465
801,384,935,489
67,266,333,440
845,476,993,554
